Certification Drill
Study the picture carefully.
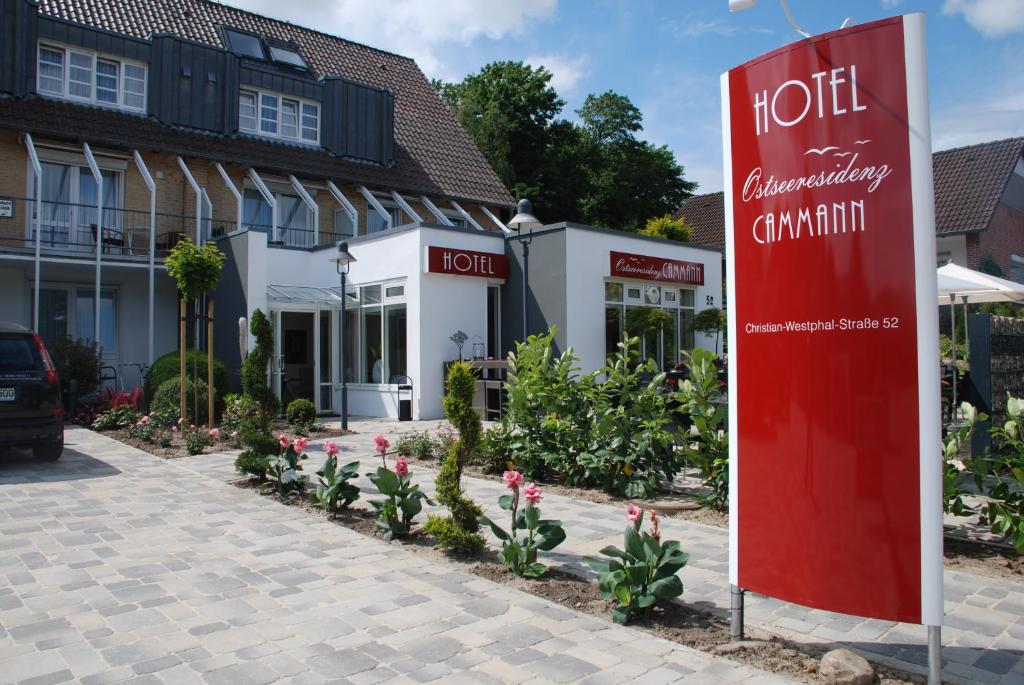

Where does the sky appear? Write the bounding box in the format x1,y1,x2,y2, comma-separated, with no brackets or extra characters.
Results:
221,0,1024,196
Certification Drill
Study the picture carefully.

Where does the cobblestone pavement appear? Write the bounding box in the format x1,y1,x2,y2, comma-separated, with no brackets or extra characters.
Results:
0,427,793,685
186,418,1024,685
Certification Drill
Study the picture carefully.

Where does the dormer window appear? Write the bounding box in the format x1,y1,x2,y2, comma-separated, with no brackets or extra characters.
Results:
239,88,319,144
223,27,265,60
268,45,308,70
37,43,146,113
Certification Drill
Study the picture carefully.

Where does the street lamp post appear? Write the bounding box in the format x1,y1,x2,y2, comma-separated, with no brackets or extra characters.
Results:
508,199,542,341
330,242,357,431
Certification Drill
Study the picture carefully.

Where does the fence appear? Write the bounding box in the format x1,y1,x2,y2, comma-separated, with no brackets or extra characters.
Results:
967,313,1024,454
0,196,223,259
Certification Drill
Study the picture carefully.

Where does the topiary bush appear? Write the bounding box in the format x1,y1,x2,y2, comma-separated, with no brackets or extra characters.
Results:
424,362,485,554
242,309,277,425
287,398,317,433
145,349,229,411
47,336,101,401
153,377,210,425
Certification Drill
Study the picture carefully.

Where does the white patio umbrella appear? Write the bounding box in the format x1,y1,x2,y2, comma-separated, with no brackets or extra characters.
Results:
935,262,1024,417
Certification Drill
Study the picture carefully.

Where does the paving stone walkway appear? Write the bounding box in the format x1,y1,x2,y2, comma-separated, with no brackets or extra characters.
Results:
0,427,792,685
182,418,1024,685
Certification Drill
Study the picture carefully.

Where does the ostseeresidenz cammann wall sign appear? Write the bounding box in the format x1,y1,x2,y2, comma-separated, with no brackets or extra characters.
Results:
722,14,941,625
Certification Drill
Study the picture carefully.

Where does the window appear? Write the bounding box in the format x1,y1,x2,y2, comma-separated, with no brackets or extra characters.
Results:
268,45,308,69
239,92,257,131
243,188,313,247
31,286,117,354
260,93,278,134
223,28,265,59
37,43,146,112
333,209,355,238
604,281,696,370
343,282,408,384
366,202,403,234
239,88,320,144
32,161,122,251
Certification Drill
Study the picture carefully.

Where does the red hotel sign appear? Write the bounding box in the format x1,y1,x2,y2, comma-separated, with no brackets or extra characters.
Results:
610,251,704,286
427,246,507,279
723,15,941,625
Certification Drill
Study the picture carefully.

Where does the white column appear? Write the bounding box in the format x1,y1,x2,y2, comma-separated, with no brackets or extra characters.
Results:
326,181,358,238
420,196,454,226
288,175,319,247
176,156,203,243
215,163,243,234
358,186,392,230
389,191,422,224
248,169,277,241
132,151,157,366
450,200,483,231
25,134,42,331
83,143,103,353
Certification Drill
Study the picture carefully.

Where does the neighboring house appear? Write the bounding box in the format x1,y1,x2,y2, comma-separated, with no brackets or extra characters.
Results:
676,137,1024,282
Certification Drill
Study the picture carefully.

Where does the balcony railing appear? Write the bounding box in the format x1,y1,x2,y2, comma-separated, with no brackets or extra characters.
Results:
0,197,226,260
243,220,353,250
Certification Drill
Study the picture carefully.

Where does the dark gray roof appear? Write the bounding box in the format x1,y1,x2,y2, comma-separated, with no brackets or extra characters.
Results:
28,0,512,207
676,138,1024,250
933,137,1023,235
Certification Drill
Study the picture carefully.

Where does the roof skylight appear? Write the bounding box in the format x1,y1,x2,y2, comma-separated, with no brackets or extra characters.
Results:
224,28,265,60
268,45,308,70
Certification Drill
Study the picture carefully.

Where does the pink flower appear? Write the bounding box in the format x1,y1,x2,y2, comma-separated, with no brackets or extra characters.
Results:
626,503,643,524
140,415,150,424
189,424,195,430
502,470,524,490
208,428,220,440
177,417,184,425
279,434,291,449
324,440,339,457
171,426,178,433
523,482,542,504
394,456,409,478
373,434,390,454
294,437,309,454
231,430,239,438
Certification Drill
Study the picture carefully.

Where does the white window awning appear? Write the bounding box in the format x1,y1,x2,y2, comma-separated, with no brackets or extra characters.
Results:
266,284,357,307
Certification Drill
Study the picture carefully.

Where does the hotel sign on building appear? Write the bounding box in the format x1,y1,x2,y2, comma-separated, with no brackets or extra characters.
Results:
609,251,704,285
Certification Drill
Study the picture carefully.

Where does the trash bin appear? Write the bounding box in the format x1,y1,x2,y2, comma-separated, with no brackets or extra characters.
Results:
396,377,413,421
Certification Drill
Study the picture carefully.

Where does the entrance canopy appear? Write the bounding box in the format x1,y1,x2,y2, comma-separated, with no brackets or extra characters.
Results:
266,284,355,307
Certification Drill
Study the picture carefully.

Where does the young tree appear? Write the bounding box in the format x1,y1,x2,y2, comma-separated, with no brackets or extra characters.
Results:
693,308,727,355
641,214,693,242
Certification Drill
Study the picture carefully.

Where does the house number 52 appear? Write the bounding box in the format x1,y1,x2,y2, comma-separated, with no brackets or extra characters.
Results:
706,295,714,306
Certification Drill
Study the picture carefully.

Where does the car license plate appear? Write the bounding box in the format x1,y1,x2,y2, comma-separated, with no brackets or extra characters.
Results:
0,388,15,401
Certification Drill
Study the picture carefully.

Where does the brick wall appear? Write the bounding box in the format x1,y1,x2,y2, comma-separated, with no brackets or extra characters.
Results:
977,201,1024,276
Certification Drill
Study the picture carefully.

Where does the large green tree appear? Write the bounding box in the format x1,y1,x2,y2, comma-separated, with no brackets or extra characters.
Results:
435,68,696,231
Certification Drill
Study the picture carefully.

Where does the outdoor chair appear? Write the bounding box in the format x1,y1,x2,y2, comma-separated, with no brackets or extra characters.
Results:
90,223,129,254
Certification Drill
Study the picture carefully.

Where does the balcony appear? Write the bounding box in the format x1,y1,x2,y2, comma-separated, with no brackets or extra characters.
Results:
241,218,350,250
0,197,218,261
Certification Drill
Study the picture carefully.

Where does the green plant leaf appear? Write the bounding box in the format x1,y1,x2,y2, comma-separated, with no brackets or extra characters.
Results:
611,605,631,625
479,515,510,541
523,562,547,578
613,584,632,607
624,525,645,559
584,556,611,574
498,494,514,510
649,575,683,601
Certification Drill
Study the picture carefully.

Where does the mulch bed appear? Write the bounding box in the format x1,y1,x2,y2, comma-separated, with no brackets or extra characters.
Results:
85,424,352,460
231,476,923,684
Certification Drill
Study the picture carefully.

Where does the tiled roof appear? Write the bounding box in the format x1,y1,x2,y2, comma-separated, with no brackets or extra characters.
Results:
932,137,1023,235
24,0,512,207
676,138,1024,250
673,191,725,250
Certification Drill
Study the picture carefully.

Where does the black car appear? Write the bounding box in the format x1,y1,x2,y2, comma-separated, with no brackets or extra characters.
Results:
0,322,63,460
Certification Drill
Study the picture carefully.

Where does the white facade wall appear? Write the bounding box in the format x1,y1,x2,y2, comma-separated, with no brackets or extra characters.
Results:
562,227,724,374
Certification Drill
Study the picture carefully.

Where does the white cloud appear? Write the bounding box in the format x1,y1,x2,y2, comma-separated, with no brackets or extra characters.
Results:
942,0,1024,37
524,54,590,95
881,0,902,7
219,0,558,78
661,14,773,38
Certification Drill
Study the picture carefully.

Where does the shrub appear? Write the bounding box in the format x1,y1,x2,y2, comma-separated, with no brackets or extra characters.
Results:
182,425,216,456
396,430,439,461
242,309,277,425
98,387,143,411
640,214,692,242
287,398,317,433
92,405,143,431
478,472,565,577
427,362,485,554
126,414,157,441
47,336,101,400
422,515,485,554
144,349,229,410
235,449,272,480
676,348,728,510
311,442,360,515
369,456,430,540
153,377,210,425
585,505,688,624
